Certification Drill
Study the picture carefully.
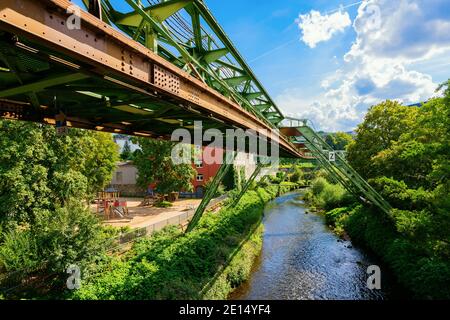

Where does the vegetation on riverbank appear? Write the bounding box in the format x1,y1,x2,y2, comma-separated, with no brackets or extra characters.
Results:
70,184,285,300
0,121,119,296
304,82,450,299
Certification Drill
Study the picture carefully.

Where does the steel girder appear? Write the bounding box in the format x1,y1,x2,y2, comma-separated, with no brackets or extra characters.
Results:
296,125,392,214
92,0,284,127
232,160,265,207
0,0,303,158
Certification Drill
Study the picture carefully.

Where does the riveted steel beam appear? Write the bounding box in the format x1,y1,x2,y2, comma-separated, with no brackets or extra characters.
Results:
0,0,302,158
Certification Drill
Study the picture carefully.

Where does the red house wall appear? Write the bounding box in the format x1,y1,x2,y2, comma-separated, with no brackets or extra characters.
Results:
192,146,223,193
148,146,223,196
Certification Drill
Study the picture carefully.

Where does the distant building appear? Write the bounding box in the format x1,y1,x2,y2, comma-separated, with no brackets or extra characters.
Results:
190,146,223,197
109,143,258,198
109,161,144,197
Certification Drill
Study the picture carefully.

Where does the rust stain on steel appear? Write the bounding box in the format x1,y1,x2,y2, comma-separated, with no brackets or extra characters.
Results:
0,0,302,157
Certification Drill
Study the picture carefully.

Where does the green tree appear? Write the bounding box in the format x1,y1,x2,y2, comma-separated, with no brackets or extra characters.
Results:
120,140,133,161
0,121,119,291
324,132,353,150
346,100,419,179
131,138,195,195
0,120,119,226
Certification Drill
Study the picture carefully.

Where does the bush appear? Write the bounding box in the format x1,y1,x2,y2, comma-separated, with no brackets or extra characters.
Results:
0,228,39,274
311,177,327,195
72,186,280,300
0,203,109,287
306,178,353,210
289,166,303,183
155,201,173,208
342,206,450,299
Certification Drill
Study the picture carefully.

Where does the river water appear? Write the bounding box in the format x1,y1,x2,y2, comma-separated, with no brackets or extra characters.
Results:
231,192,407,300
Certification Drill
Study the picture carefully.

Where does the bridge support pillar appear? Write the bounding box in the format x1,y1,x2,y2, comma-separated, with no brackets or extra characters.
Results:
231,159,265,207
185,151,236,233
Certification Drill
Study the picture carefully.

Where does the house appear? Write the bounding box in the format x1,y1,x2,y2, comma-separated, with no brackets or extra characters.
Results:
109,161,144,197
190,146,223,197
109,145,258,198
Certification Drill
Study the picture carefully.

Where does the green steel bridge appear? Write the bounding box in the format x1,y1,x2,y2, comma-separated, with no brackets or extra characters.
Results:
0,0,391,231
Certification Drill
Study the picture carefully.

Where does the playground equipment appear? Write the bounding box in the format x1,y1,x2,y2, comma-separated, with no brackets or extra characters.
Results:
96,190,129,220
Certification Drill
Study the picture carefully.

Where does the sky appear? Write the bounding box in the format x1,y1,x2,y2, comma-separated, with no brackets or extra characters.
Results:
74,0,450,132
206,0,450,132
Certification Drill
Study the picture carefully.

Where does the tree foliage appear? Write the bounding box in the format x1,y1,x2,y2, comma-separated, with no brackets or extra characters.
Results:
131,138,195,194
316,82,450,298
347,100,419,179
0,121,119,291
324,132,353,150
120,140,133,161
0,120,119,226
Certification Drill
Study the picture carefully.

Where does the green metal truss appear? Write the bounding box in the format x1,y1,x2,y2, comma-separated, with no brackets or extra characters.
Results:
186,151,237,233
296,125,392,215
232,160,265,207
81,0,284,128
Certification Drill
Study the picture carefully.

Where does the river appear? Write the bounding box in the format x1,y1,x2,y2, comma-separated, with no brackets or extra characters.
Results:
230,191,408,300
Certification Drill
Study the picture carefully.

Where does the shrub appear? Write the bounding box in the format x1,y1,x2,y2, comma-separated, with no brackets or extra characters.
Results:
0,227,38,274
155,201,173,208
341,205,450,299
72,186,280,300
307,178,353,210
0,203,108,286
311,177,327,195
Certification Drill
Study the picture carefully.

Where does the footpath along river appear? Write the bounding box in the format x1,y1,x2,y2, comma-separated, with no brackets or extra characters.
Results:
230,191,409,300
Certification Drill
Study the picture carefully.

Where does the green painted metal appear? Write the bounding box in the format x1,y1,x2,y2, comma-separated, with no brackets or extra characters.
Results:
232,160,265,207
203,48,229,64
296,125,392,214
90,0,283,127
115,0,192,26
222,75,251,87
186,151,237,233
0,73,89,98
244,92,263,100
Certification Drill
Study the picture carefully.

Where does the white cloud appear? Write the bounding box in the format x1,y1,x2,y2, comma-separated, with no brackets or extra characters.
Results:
346,0,450,62
297,10,351,48
279,0,449,131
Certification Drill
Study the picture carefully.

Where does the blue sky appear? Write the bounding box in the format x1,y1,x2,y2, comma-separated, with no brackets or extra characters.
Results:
74,0,450,132
206,0,450,131
207,0,360,96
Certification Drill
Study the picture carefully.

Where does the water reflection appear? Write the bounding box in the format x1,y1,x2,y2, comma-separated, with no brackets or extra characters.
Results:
230,192,407,300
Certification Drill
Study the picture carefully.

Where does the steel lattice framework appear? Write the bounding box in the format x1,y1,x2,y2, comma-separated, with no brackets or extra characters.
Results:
0,0,299,157
95,0,285,126
0,0,392,219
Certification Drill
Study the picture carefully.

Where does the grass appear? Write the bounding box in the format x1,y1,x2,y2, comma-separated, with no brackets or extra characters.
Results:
70,185,281,300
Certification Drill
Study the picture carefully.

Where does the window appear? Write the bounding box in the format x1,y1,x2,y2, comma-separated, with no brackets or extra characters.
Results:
195,161,203,168
196,174,204,182
116,171,123,183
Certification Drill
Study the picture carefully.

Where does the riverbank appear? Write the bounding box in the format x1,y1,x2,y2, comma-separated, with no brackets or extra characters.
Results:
304,178,450,299
71,184,293,300
230,191,405,300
